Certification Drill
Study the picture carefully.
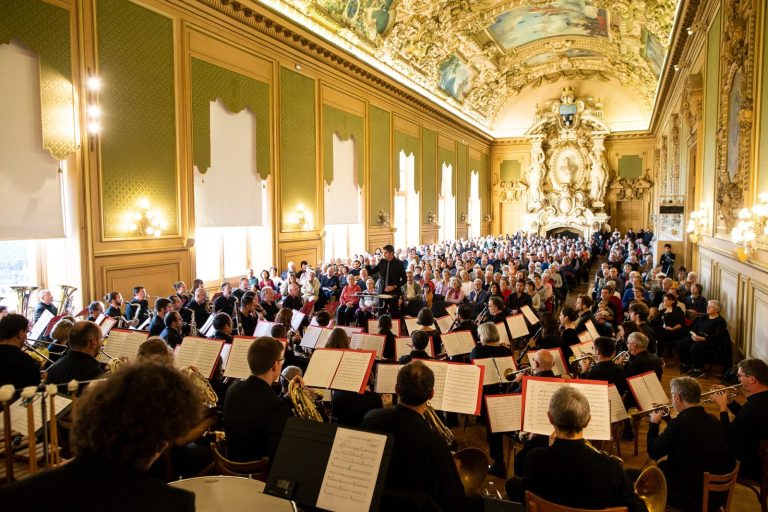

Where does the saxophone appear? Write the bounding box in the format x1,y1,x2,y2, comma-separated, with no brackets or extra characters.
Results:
181,366,218,407
186,307,198,337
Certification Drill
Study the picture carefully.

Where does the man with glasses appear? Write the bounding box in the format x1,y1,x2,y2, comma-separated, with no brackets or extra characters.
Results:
711,358,768,481
223,337,300,463
46,321,105,385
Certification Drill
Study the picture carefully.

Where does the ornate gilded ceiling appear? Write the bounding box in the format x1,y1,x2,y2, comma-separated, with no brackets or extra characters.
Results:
255,0,680,136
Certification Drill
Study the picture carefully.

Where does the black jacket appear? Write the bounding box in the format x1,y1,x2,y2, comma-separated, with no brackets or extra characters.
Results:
0,345,40,388
33,302,57,323
148,315,165,337
372,257,407,293
0,457,193,512
512,438,646,512
159,326,183,349
124,299,149,325
223,376,292,463
720,390,768,481
45,351,104,385
585,360,628,397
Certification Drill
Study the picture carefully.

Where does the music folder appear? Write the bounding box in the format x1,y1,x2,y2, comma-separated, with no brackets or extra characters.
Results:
266,417,393,512
627,371,668,411
29,309,54,340
303,349,376,393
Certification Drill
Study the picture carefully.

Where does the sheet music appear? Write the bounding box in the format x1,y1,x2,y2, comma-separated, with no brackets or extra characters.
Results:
10,394,72,437
522,377,611,440
496,322,511,347
315,328,334,349
30,309,54,340
304,350,344,389
520,305,539,324
609,384,629,422
577,330,593,344
585,320,600,341
506,314,529,339
374,363,401,394
94,313,105,325
253,321,278,337
199,314,216,337
435,315,454,334
441,331,476,357
316,427,387,512
528,348,568,376
486,394,522,433
441,364,483,415
220,342,233,369
403,316,419,335
333,351,375,393
368,319,400,336
474,356,517,386
571,340,595,358
350,333,385,357
444,304,458,320
291,310,305,331
627,371,669,411
338,326,364,337
173,337,224,378
137,316,151,331
99,317,117,337
394,336,434,360
300,326,324,349
101,329,148,362
422,360,448,411
223,337,254,379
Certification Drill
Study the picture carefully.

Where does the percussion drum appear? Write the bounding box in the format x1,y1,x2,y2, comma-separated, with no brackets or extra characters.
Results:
170,476,296,512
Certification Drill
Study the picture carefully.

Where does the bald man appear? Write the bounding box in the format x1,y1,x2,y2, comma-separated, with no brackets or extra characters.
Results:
508,349,556,394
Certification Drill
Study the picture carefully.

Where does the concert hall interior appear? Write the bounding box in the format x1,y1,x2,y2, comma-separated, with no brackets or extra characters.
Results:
1,0,768,510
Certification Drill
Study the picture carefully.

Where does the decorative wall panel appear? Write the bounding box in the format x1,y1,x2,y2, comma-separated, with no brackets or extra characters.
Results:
368,105,391,226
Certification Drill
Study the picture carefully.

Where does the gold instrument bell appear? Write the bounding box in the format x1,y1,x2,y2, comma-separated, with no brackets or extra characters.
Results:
288,379,323,422
181,366,219,408
454,448,489,496
634,465,667,512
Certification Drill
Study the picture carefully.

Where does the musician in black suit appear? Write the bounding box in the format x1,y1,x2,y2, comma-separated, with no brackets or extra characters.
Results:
0,363,202,511
647,376,732,512
508,349,556,394
160,311,184,349
185,287,210,329
46,321,104,385
506,386,646,512
236,295,258,336
148,298,170,337
398,331,432,364
0,314,40,388
453,304,479,343
361,361,466,512
624,331,663,381
86,300,104,322
582,336,628,397
213,282,238,315
33,288,57,323
506,279,532,313
124,286,150,326
574,294,597,334
372,244,406,317
224,337,297,463
209,313,234,344
104,291,124,319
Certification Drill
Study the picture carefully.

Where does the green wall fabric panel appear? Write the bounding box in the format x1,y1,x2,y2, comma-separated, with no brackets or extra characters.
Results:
618,155,643,179
457,143,468,218
393,130,420,193
280,67,316,225
369,106,390,223
438,146,457,196
759,4,768,194
702,10,721,205
97,0,177,238
322,104,364,186
481,154,490,217
421,128,436,221
1,0,75,161
500,160,522,181
191,58,270,180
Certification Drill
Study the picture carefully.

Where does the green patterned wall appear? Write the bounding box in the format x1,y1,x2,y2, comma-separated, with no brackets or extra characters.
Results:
759,3,768,194
438,145,457,196
393,130,420,193
481,154,490,217
279,67,316,227
421,128,436,221
322,104,364,186
0,0,75,161
191,58,270,179
702,10,721,205
369,106,390,224
456,143,468,219
97,0,177,238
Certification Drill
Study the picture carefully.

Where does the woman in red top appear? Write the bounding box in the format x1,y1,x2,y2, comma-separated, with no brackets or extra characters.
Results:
258,269,275,291
499,278,513,302
336,274,361,326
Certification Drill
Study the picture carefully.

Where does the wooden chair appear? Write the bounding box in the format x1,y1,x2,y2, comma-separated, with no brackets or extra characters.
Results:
702,460,740,512
209,442,269,481
525,491,628,512
737,441,768,512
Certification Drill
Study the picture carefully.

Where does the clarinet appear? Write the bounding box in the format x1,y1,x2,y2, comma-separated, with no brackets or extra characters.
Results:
474,304,489,325
516,325,542,366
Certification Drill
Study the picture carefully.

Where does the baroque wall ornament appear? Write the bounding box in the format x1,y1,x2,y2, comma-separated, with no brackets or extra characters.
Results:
715,0,756,229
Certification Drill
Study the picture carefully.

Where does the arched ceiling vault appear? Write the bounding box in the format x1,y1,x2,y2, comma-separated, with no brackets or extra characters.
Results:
250,0,680,136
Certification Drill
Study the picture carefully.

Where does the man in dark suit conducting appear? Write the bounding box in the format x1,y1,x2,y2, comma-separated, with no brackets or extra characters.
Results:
372,244,406,318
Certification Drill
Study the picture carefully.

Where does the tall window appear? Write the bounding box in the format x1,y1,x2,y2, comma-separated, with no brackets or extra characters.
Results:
439,163,455,241
469,170,481,238
324,134,364,261
394,151,419,248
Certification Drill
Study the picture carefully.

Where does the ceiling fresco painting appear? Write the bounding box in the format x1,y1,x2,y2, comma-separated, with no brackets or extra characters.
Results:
255,0,680,136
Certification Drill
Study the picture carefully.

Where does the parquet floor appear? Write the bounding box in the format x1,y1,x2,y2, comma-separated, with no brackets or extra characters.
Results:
450,261,761,509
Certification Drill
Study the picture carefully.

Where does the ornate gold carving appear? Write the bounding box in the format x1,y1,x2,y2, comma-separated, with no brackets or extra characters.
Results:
681,73,703,135
670,114,680,196
715,0,757,229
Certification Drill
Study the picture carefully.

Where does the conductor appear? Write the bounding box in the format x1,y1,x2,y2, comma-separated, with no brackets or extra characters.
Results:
372,245,406,318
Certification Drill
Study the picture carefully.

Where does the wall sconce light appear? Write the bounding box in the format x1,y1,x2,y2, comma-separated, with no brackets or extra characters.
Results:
377,209,390,227
460,212,468,223
731,194,768,260
686,204,709,243
292,204,313,230
427,210,437,225
85,71,102,150
483,213,491,223
122,198,167,237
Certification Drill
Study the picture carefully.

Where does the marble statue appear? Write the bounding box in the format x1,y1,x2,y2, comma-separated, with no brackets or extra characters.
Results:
589,149,608,204
528,144,545,207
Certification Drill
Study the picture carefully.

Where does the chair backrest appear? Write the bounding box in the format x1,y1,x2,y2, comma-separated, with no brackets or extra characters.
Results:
525,491,628,512
702,460,740,512
210,442,269,481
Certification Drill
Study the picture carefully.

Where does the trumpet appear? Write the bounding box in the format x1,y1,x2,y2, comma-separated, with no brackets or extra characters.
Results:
630,403,674,418
612,350,630,364
569,353,596,369
701,384,742,401
504,365,533,381
56,285,77,315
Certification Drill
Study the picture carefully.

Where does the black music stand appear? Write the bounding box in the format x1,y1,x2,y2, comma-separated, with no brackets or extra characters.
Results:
265,417,393,511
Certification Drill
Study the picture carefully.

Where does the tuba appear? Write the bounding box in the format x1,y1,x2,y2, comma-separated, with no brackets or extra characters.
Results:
288,379,323,422
424,403,455,449
56,285,77,315
454,448,489,496
180,366,218,408
11,286,38,320
634,465,667,512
